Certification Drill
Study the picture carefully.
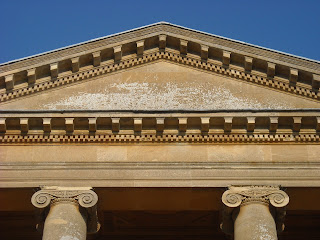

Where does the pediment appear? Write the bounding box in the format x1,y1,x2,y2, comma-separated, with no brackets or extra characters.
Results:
1,62,319,110
0,22,320,109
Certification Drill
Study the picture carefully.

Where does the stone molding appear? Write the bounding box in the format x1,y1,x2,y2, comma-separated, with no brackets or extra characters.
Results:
0,111,319,144
1,51,319,103
164,25,320,72
1,133,320,144
221,186,289,235
31,187,99,233
1,23,319,74
2,162,320,188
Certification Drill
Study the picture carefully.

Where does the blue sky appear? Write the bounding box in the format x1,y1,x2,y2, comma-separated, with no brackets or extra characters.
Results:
1,0,319,63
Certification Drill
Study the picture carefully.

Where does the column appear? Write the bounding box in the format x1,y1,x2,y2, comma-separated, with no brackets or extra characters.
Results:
221,186,289,240
31,187,99,240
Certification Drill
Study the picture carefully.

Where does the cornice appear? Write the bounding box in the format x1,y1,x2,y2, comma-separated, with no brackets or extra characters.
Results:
0,110,319,144
0,23,319,104
163,24,320,72
1,23,319,72
0,25,163,73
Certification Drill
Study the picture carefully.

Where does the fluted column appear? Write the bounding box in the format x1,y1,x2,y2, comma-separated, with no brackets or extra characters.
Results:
221,186,289,240
31,187,99,240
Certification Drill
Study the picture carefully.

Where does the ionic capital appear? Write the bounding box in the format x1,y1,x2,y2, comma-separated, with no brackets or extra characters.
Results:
32,187,98,208
221,186,289,235
222,185,289,208
31,187,99,233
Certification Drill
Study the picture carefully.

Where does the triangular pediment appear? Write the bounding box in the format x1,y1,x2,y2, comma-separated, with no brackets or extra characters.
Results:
1,62,319,110
0,22,319,109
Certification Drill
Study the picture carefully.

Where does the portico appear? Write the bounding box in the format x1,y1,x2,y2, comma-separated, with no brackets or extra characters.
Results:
30,186,290,240
0,22,319,239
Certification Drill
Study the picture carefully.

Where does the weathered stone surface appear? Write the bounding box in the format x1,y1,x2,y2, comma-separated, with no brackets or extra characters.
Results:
1,144,319,163
1,62,319,110
234,203,277,240
1,145,320,187
42,202,86,240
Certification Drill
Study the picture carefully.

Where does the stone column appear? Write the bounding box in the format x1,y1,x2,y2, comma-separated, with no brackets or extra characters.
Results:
221,186,289,240
31,187,100,240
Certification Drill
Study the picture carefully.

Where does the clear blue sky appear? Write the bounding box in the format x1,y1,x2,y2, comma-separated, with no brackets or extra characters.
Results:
1,0,319,64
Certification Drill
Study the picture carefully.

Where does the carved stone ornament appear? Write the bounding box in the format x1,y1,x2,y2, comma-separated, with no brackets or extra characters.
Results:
222,185,289,208
31,188,98,208
31,187,99,233
221,186,289,235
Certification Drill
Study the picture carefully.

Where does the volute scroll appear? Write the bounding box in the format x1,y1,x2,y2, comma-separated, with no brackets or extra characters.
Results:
221,191,243,208
78,191,98,208
31,191,52,208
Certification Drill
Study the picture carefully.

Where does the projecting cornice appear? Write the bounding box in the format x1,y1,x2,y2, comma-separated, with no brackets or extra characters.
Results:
0,22,320,103
0,110,319,144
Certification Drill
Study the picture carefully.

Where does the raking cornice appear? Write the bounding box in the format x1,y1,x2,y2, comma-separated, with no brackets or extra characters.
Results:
1,22,320,70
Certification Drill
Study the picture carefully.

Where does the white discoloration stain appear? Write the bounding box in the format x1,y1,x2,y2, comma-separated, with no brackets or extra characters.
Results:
60,236,79,240
43,82,290,110
258,224,273,240
59,222,83,240
51,219,68,225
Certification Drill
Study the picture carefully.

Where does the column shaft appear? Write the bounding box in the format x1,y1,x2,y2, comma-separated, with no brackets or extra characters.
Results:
43,202,86,240
234,203,277,240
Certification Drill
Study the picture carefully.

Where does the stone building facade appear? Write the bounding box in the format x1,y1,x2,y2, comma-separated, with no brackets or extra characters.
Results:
0,22,319,239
